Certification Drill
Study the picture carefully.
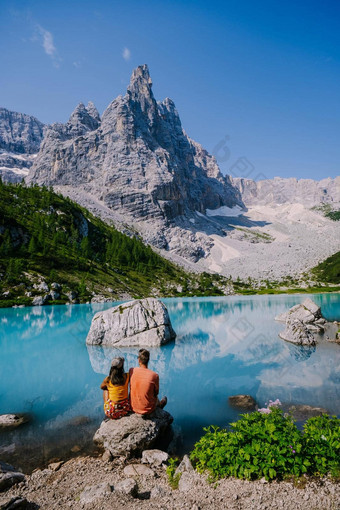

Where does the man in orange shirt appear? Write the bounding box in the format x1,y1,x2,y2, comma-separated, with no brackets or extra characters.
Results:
129,349,167,415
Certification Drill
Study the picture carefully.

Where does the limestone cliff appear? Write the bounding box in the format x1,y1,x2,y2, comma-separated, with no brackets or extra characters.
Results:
0,107,45,183
27,65,242,258
231,176,340,207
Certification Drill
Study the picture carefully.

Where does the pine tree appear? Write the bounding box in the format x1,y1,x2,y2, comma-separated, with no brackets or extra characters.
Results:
0,230,12,257
28,236,37,257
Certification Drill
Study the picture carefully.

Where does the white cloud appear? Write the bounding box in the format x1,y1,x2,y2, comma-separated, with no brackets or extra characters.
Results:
122,47,131,61
36,24,61,67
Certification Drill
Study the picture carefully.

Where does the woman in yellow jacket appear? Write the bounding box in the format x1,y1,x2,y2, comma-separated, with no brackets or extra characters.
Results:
100,357,131,419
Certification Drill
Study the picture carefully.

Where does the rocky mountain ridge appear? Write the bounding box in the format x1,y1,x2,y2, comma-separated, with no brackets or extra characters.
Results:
0,107,45,183
231,176,340,208
1,66,339,279
26,65,242,260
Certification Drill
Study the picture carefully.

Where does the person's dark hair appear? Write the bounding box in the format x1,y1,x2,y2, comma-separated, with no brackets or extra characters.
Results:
138,349,150,366
109,357,126,385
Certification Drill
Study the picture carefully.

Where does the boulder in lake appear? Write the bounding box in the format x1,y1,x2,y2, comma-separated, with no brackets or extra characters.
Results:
275,298,321,324
276,298,339,346
282,404,329,421
86,298,176,347
93,407,173,457
279,318,316,346
228,394,257,410
0,414,30,431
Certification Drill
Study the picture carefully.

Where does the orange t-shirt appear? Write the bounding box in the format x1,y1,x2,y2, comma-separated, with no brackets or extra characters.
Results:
129,367,159,415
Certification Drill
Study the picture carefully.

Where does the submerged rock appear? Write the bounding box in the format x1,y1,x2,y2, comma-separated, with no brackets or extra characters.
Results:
228,395,257,410
282,404,329,421
86,298,176,347
276,298,339,346
93,407,173,457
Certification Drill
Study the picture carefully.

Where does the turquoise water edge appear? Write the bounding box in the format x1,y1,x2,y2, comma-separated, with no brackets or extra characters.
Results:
0,293,339,472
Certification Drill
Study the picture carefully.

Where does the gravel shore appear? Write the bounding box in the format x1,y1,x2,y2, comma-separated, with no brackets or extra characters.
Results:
2,454,339,510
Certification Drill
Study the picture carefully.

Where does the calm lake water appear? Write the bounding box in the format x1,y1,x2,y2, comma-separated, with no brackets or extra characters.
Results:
0,293,339,472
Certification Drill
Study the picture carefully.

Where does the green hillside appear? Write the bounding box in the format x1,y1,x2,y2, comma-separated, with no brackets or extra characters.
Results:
312,251,340,284
0,180,227,307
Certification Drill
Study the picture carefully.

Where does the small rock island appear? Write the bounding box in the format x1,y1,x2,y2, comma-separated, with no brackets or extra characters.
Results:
86,298,176,347
275,297,340,346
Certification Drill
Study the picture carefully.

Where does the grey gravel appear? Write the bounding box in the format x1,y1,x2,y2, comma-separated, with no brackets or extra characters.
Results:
2,455,339,510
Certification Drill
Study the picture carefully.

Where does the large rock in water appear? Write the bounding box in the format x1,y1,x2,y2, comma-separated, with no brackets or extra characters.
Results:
281,403,329,421
86,298,176,347
228,394,257,410
0,413,30,431
279,319,316,346
276,298,339,346
93,408,173,457
275,298,321,323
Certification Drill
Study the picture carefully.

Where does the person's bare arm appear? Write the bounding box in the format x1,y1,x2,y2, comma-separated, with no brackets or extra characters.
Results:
100,376,109,390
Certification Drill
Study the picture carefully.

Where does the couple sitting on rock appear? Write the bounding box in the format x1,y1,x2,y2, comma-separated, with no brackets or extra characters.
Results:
100,348,167,420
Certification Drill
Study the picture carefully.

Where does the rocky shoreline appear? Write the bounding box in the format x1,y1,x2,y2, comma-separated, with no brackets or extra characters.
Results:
1,452,339,510
2,401,339,510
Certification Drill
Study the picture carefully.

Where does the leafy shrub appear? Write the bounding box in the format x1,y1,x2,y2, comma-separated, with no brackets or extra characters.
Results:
302,415,340,476
190,409,307,481
190,410,340,482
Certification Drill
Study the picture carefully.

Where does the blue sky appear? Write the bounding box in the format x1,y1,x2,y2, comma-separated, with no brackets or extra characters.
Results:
1,0,339,180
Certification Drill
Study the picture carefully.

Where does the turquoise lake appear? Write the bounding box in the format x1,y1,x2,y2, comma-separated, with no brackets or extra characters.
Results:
0,293,339,472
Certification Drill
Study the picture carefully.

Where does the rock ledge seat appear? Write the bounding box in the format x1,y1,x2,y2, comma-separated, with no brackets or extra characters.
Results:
93,408,173,457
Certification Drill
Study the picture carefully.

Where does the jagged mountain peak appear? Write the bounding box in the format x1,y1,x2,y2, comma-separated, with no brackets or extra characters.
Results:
27,64,243,260
69,102,86,119
126,64,158,126
86,101,100,122
127,64,153,97
68,102,100,134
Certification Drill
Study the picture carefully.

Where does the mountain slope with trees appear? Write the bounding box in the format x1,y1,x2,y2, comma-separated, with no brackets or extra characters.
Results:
0,180,229,307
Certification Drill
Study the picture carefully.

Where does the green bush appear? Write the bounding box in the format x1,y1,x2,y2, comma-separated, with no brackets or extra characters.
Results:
302,415,340,476
166,458,181,489
190,409,340,481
